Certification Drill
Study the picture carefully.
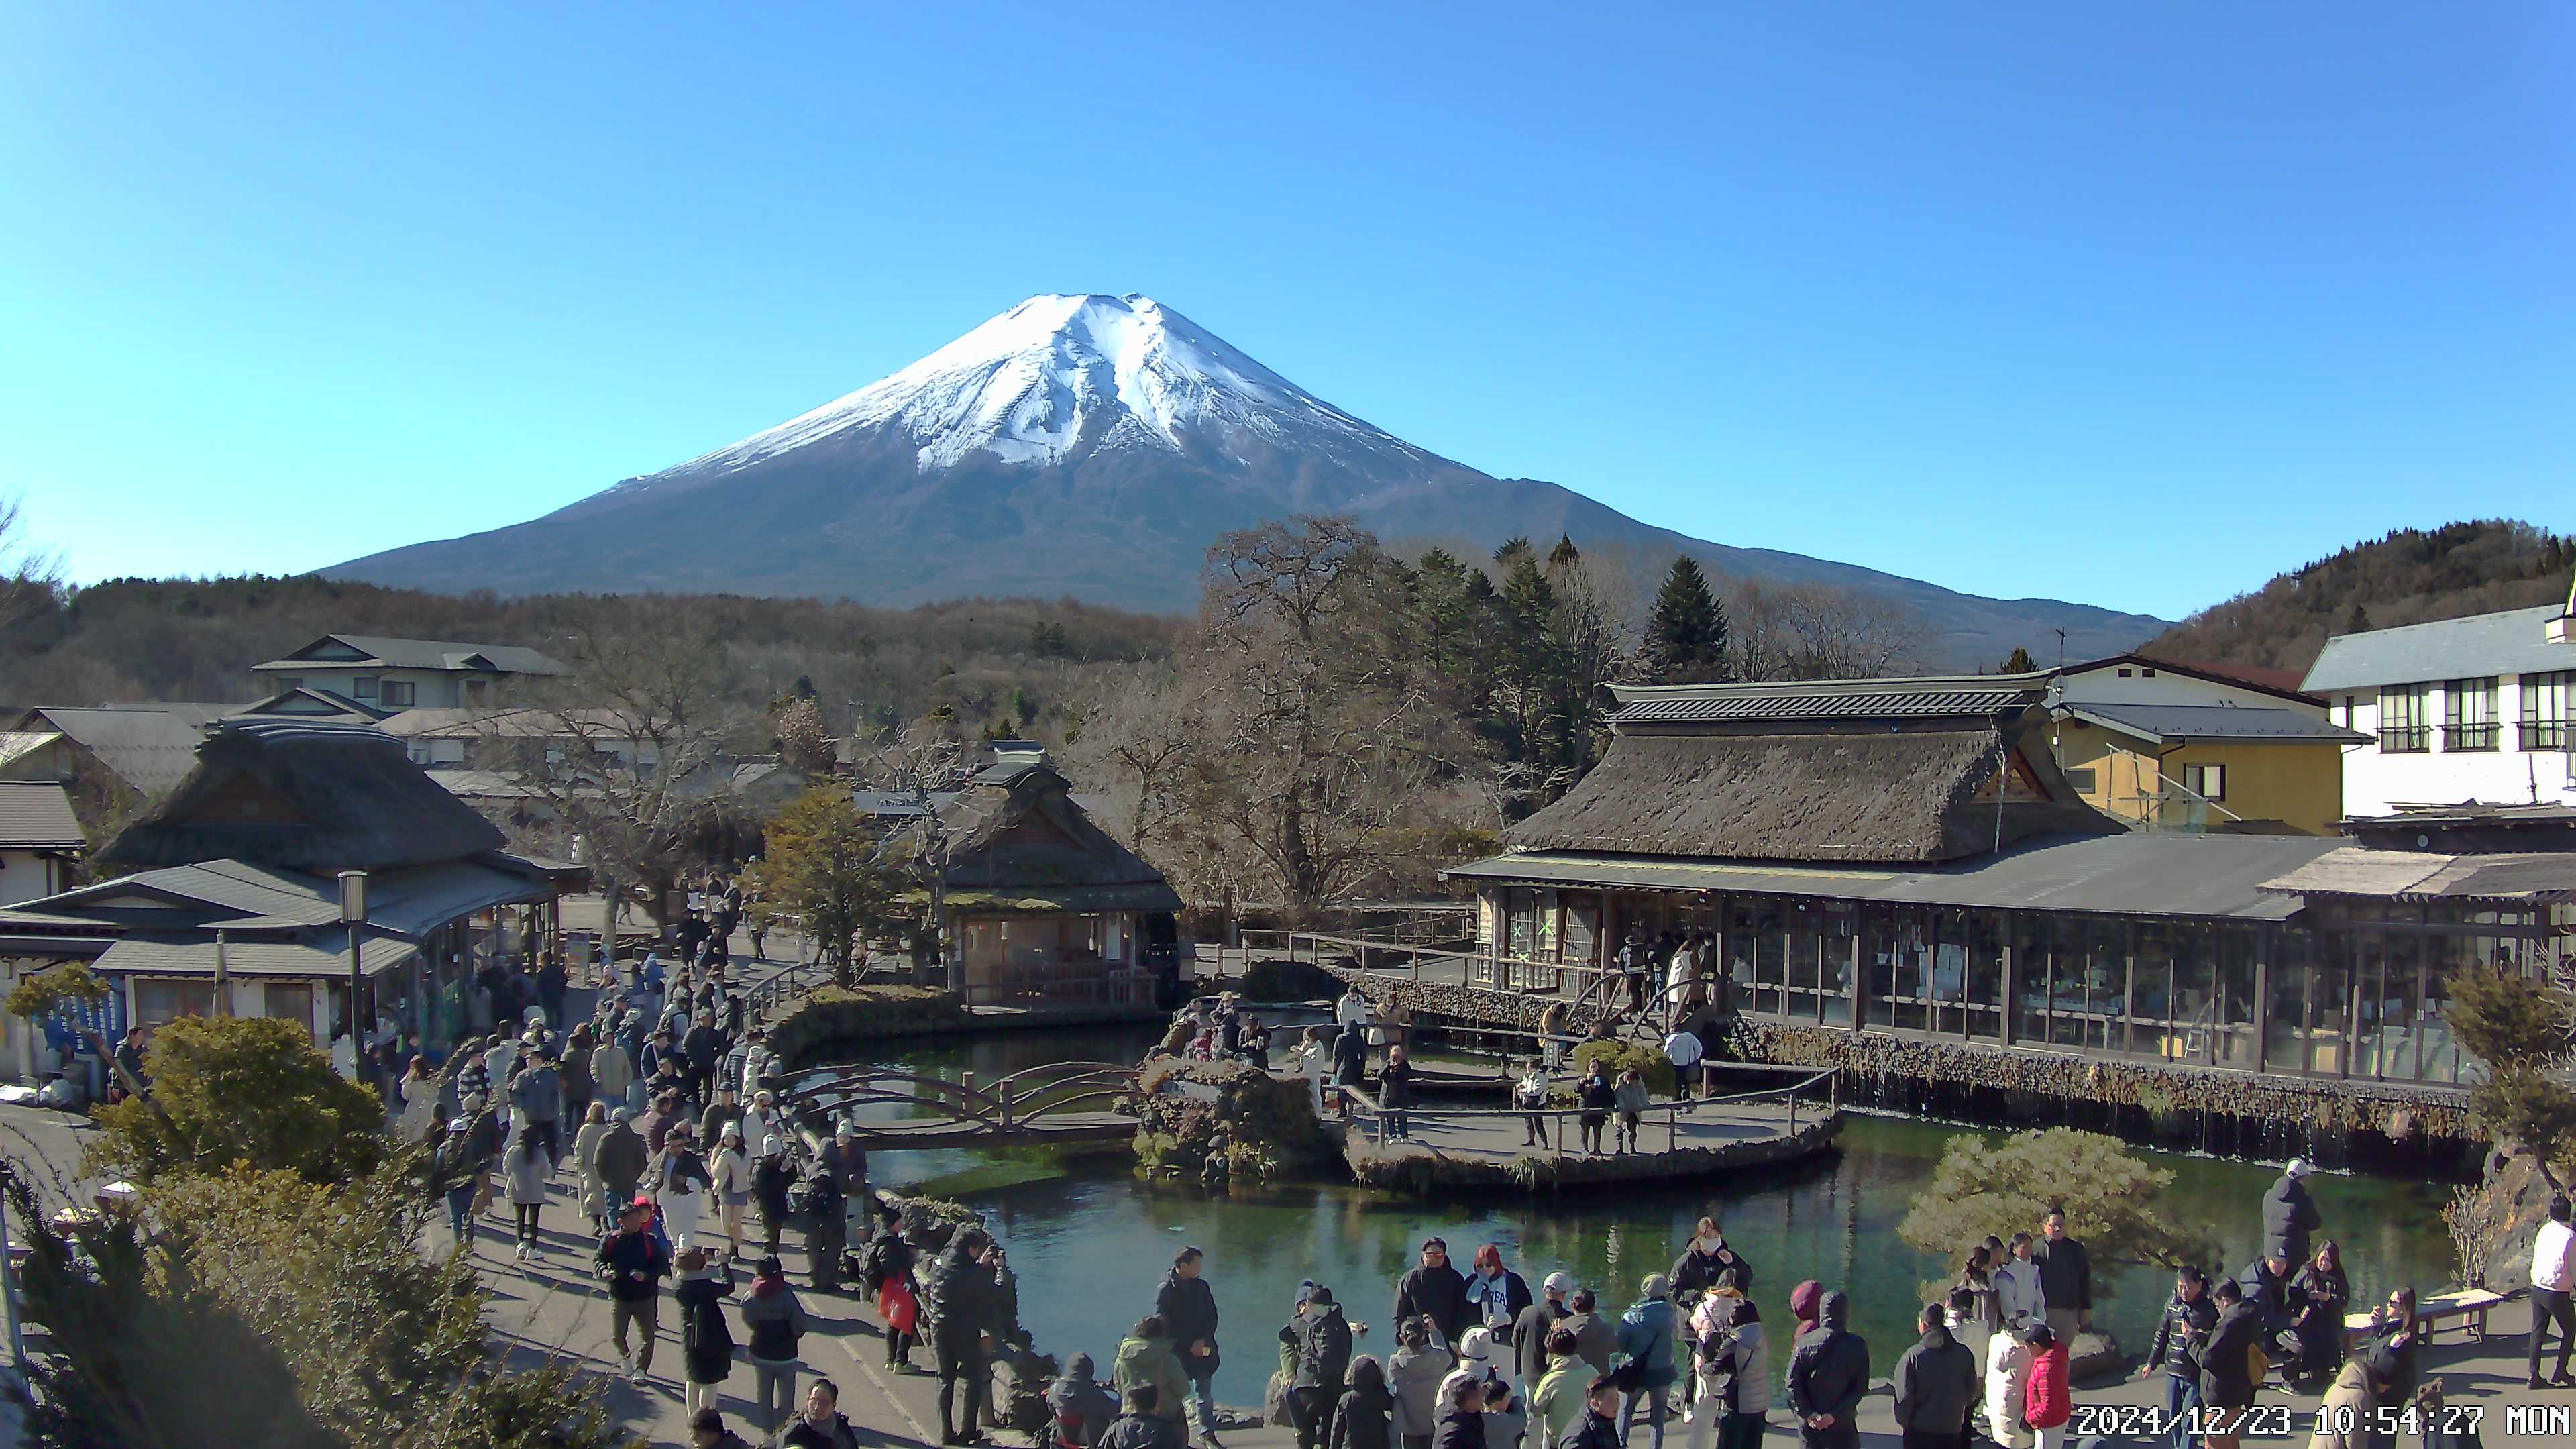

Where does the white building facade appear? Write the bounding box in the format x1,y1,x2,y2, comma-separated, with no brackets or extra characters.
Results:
2303,602,2576,818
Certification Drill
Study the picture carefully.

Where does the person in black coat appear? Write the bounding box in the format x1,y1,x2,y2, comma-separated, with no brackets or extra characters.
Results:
924,1229,1004,1446
1155,1246,1223,1442
2261,1159,2322,1265
1392,1238,1470,1346
1333,1026,1368,1121
1891,1302,1977,1449
1785,1290,1868,1449
1576,1063,1615,1156
2288,1241,2350,1387
1282,1286,1357,1449
1330,1355,1394,1449
1101,1386,1187,1449
2198,1279,2263,1432
1430,1377,1489,1449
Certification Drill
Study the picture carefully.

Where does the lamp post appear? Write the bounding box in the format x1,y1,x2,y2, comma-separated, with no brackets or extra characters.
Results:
339,870,368,1075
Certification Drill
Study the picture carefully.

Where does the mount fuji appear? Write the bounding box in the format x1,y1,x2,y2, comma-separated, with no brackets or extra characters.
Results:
329,293,2165,663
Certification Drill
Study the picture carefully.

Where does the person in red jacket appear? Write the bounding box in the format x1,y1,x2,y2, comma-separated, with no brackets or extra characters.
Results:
2019,1322,2070,1449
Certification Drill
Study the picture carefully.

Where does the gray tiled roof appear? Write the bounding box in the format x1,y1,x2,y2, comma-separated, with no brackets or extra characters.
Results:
16,706,228,796
0,782,83,849
1612,685,2042,724
1447,830,2339,920
253,634,569,676
93,932,419,979
2059,703,2371,744
2302,605,2576,692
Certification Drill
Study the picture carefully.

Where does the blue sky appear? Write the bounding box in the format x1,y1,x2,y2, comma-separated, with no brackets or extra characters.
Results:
3,3,2567,620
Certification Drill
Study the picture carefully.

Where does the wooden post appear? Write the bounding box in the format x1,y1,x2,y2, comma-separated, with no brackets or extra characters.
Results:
2253,928,2273,1073
1847,918,1866,1034
1788,1085,1799,1136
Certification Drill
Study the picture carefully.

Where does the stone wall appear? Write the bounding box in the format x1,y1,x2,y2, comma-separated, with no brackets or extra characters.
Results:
765,985,971,1066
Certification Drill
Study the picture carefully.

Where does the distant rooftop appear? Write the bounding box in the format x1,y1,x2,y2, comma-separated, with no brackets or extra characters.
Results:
2057,702,2369,745
251,633,570,677
2302,604,2575,693
1607,673,2049,727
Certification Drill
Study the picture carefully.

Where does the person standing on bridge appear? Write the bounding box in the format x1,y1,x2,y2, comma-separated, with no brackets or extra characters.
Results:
1334,1023,1368,1123
1156,1246,1224,1448
1378,1044,1416,1142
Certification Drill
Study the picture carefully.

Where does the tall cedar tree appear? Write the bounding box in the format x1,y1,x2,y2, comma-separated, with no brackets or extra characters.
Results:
1642,557,1731,684
1999,646,2037,674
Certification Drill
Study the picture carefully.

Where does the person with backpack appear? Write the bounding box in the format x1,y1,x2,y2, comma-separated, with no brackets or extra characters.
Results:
866,1220,924,1368
739,1254,810,1436
674,1246,737,1418
1694,1296,1767,1449
1114,1316,1194,1441
1281,1285,1356,1449
596,1197,673,1385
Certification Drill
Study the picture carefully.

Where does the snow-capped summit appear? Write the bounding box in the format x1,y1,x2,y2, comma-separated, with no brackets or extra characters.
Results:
329,292,2171,665
676,292,1419,476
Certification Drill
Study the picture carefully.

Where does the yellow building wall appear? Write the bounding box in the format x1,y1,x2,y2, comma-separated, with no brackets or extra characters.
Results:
2047,723,2345,835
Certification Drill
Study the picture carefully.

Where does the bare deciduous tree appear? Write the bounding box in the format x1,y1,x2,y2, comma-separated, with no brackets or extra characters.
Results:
490,613,756,924
1,491,66,633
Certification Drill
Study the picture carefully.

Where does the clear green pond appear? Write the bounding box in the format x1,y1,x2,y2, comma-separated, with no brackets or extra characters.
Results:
819,1025,2459,1406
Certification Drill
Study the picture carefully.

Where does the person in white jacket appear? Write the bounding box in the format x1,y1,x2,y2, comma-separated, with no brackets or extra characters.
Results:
710,1122,752,1257
1984,1323,2035,1449
1994,1232,2047,1332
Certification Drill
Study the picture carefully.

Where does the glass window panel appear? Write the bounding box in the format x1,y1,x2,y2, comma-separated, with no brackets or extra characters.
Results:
2443,677,2500,751
1964,912,2004,1040
2309,942,2352,1076
2522,672,2573,751
2420,936,2464,1085
2216,929,2260,1069
1747,899,1787,1018
2166,924,2213,1064
1888,908,1925,1031
2011,917,2051,1044
2378,684,2430,753
2130,922,2178,1061
2266,933,2310,1072
1820,903,1856,1026
1867,907,1902,1028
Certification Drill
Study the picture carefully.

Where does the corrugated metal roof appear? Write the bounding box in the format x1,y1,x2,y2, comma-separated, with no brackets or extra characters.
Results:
95,932,418,979
1613,686,2041,724
2259,847,2576,902
2302,604,2576,692
1446,832,2339,920
0,782,83,849
2060,703,2371,745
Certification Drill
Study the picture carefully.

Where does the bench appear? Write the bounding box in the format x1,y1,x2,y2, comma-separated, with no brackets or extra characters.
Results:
2343,1287,2508,1344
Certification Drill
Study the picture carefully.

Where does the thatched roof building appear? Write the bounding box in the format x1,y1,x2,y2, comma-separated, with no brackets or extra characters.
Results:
932,759,1185,915
1506,676,2112,864
101,719,504,873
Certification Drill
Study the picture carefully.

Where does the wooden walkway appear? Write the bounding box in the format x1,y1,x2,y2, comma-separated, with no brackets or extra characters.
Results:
1342,1067,1841,1191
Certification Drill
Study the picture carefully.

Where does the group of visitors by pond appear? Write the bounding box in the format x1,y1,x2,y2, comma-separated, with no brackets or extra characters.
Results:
367,934,2559,1449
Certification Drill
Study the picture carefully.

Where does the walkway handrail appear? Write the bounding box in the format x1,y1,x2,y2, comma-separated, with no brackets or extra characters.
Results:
784,1061,1142,1133
1342,1066,1840,1150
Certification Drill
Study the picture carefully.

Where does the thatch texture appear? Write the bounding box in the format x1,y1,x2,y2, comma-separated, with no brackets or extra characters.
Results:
100,720,505,873
1505,726,2108,864
934,763,1183,910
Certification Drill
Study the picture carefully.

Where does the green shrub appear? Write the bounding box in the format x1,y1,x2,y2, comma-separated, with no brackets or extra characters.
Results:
1569,1038,1676,1097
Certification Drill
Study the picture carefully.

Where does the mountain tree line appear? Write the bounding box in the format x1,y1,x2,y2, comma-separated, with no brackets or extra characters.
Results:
1066,517,1930,912
2143,519,2574,674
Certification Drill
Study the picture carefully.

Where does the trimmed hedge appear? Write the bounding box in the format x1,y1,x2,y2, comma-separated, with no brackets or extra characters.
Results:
1239,956,1346,1004
1568,1038,1677,1097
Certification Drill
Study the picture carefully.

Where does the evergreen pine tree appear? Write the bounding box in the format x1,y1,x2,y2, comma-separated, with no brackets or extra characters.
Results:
1642,557,1731,683
1999,646,2037,674
1546,533,1580,571
2343,604,2374,635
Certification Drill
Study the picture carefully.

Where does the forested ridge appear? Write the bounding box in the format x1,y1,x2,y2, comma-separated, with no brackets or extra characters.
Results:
2141,520,2572,676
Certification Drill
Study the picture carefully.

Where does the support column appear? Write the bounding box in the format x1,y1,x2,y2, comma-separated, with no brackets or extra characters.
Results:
2253,927,2273,1073
1999,919,2017,1047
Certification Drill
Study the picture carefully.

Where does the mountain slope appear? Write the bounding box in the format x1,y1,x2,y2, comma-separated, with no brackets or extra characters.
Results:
2142,521,2574,674
331,293,2166,665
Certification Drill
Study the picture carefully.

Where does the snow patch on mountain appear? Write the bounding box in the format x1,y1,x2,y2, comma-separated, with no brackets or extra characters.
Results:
671,293,1420,477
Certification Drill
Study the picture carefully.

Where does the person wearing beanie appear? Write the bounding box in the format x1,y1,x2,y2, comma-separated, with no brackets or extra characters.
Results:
1615,1275,1678,1449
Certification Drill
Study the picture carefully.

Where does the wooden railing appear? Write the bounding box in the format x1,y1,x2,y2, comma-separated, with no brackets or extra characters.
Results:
1342,1061,1840,1156
784,1060,1142,1136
